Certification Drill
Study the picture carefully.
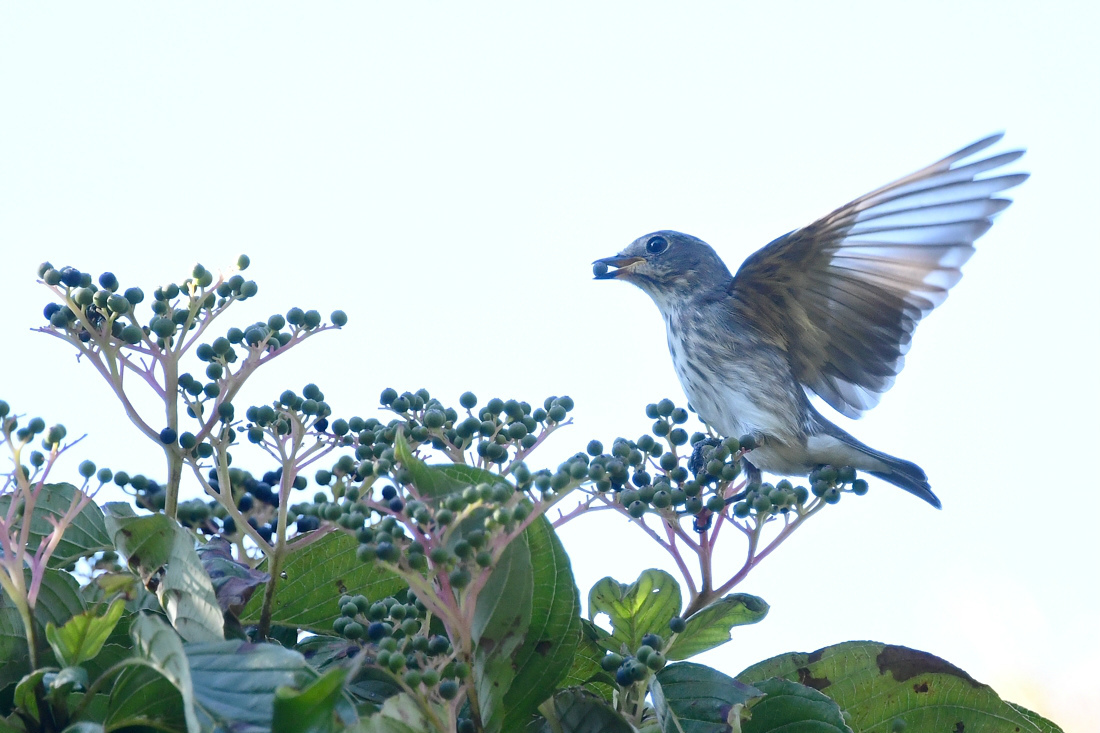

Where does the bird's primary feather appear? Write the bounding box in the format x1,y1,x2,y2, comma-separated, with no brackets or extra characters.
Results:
730,133,1028,417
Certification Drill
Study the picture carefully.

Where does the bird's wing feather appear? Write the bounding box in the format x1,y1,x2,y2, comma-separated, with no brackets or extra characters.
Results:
729,134,1027,418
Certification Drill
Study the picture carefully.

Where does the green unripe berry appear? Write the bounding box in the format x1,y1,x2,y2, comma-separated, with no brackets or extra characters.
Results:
107,294,130,314
600,653,624,671
627,500,646,518
705,495,726,512
78,460,96,478
646,652,666,670
438,680,459,699
448,568,471,588
635,645,654,664
150,317,175,338
851,478,869,495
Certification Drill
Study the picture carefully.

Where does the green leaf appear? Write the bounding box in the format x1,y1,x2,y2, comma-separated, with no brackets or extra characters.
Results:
196,537,269,615
665,594,769,661
558,620,616,702
49,665,88,696
473,528,533,733
0,715,23,733
737,641,1065,733
741,678,853,733
158,527,224,642
296,634,359,671
501,517,581,732
103,503,177,581
0,483,113,567
545,688,634,733
186,639,314,732
106,663,188,733
588,569,681,653
349,693,446,733
130,612,200,733
14,669,49,724
34,567,87,629
0,603,31,690
45,598,125,667
651,662,764,733
103,506,223,642
273,666,354,733
0,568,85,690
239,530,405,633
394,430,506,499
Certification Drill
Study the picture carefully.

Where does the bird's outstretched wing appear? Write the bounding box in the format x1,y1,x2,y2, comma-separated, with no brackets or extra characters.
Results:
729,134,1027,418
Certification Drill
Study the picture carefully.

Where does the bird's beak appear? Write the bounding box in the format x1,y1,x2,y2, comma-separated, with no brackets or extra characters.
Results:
592,255,644,280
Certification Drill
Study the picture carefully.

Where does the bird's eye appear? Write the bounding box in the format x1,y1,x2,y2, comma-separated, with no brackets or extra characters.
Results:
646,235,668,254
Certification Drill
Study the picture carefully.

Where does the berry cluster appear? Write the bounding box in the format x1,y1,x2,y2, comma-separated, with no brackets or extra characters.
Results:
331,592,466,699
284,388,578,538
569,398,869,529
600,630,670,687
38,257,257,350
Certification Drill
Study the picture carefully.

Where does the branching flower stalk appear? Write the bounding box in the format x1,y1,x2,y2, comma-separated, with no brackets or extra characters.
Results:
35,258,343,519
0,407,98,669
553,398,871,618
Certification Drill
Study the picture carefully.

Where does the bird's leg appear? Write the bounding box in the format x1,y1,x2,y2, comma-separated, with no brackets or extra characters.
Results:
722,453,762,506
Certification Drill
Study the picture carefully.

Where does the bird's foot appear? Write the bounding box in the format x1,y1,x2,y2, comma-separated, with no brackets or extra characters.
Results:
722,457,761,506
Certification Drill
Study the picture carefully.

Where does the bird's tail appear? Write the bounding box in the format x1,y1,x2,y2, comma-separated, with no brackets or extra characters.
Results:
834,433,941,509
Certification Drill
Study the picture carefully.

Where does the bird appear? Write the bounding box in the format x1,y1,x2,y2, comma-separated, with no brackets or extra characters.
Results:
593,134,1027,508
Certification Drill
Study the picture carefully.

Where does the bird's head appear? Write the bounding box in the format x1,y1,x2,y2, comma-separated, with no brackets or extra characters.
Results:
593,231,732,305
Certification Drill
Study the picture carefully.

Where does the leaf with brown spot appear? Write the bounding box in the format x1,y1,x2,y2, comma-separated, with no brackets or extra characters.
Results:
736,641,1064,733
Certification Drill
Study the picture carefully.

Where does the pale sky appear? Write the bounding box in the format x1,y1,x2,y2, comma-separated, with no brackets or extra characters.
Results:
1,3,1097,730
